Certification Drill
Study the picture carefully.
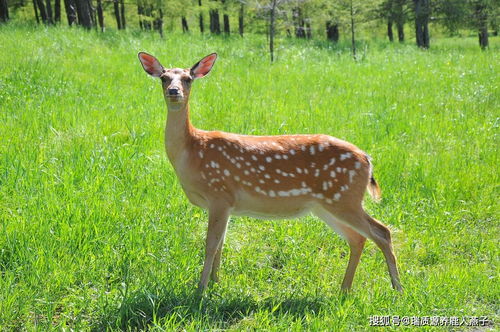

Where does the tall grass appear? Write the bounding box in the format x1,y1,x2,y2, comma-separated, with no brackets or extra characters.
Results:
0,24,498,330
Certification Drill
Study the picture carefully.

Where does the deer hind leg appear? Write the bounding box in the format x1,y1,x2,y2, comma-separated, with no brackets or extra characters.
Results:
314,208,366,291
198,203,230,293
210,226,228,283
320,206,403,292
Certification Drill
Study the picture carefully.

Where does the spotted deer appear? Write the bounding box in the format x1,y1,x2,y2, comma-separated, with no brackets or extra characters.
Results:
138,52,402,293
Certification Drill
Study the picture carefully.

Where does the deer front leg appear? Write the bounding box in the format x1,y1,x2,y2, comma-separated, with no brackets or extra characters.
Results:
198,203,230,293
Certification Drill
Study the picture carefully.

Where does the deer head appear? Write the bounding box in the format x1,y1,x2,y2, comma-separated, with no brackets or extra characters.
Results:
138,52,217,112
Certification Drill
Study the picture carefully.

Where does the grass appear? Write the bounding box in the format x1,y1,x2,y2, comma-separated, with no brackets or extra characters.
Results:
0,24,499,330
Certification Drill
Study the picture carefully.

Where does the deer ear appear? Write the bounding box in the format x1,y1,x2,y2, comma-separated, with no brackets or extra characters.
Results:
138,52,164,77
190,53,217,79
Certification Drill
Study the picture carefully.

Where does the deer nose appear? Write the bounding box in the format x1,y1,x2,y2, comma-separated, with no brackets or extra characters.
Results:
168,88,180,96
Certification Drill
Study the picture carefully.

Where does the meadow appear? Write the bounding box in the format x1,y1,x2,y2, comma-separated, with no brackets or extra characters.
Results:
0,24,499,330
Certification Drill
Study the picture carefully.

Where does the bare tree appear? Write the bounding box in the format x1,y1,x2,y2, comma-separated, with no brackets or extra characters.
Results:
256,0,294,62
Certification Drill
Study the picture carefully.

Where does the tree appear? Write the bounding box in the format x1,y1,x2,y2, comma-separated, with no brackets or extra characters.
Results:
63,0,77,25
0,0,9,22
414,0,430,48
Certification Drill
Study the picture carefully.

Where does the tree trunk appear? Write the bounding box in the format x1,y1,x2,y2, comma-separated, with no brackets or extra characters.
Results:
96,0,103,31
157,8,163,37
387,20,394,41
54,0,60,22
223,14,229,34
305,21,311,38
46,0,53,24
350,0,356,59
414,0,430,48
182,16,189,32
326,21,339,42
238,3,243,36
394,0,405,42
475,3,488,49
210,9,220,34
397,22,404,42
113,0,121,29
36,0,48,23
119,0,125,29
198,0,204,33
0,0,9,22
33,0,40,23
293,7,305,38
63,0,76,25
137,4,143,29
75,0,93,29
269,0,277,62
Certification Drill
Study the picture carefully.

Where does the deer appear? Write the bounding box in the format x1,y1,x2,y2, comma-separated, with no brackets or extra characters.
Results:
138,52,403,293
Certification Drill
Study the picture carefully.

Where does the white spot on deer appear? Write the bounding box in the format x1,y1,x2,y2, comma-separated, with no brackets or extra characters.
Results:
250,167,256,173
314,169,320,177
290,189,302,196
236,162,241,169
216,170,220,174
252,155,258,161
274,179,280,184
330,170,336,178
259,179,265,184
310,162,316,168
230,158,236,164
316,193,324,199
244,170,250,175
290,149,296,155
318,144,325,152
275,154,281,160
343,168,347,173
210,161,219,169
266,157,272,163
198,151,204,159
336,167,342,173
255,186,261,192
210,144,215,148
340,152,352,161
310,146,315,155
269,190,276,197
349,170,356,183
264,173,271,179
283,154,289,160
329,158,336,165
323,164,329,171
296,167,302,174
201,172,206,180
245,161,251,166
258,165,265,171
355,162,361,169
278,191,290,197
218,146,223,151
301,146,306,152
334,193,341,201
326,198,333,204
276,169,281,174
282,172,288,177
234,175,240,182
328,180,333,188
223,169,230,176
301,181,307,187
322,181,328,191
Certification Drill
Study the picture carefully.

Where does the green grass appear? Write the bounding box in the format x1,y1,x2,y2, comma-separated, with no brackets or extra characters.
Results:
0,24,499,330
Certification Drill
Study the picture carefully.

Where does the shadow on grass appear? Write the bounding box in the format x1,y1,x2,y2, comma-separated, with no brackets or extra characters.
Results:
96,286,349,330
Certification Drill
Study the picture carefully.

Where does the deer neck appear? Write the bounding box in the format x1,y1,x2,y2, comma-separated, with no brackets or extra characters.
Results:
164,100,195,165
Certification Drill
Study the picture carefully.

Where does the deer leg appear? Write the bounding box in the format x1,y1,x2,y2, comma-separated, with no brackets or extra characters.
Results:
314,209,366,291
198,204,230,293
363,213,403,292
322,207,403,292
210,225,228,282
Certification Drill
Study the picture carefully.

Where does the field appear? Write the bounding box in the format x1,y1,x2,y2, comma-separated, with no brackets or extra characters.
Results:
1,24,499,330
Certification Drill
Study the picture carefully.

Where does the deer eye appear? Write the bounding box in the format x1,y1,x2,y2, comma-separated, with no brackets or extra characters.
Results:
161,76,171,83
